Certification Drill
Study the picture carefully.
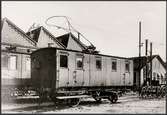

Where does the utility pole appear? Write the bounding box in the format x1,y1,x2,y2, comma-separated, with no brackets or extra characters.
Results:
145,39,148,84
150,42,153,85
138,21,142,87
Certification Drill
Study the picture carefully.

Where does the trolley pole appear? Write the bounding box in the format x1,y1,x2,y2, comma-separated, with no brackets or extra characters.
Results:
138,21,142,88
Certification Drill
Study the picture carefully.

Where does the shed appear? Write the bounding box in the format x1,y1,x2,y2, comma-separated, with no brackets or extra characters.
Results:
130,55,166,87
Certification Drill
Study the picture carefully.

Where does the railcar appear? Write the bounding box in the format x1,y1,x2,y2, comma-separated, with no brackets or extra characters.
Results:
31,47,134,106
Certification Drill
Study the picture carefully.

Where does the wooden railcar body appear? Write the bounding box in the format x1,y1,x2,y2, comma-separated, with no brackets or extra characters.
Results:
31,47,134,92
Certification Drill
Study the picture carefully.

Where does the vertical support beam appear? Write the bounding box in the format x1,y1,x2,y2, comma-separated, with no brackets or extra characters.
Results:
139,22,141,57
150,42,152,85
138,21,141,87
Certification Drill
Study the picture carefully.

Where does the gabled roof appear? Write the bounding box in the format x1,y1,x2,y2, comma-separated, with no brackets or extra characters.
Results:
56,32,87,50
130,55,166,70
1,17,37,46
26,26,66,48
26,27,41,42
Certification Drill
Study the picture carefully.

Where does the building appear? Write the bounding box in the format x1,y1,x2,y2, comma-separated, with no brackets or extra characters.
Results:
1,18,65,90
131,55,166,88
1,18,37,88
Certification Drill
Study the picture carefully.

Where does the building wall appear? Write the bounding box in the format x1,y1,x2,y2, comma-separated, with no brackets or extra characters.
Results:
152,57,166,84
1,51,31,86
140,57,166,85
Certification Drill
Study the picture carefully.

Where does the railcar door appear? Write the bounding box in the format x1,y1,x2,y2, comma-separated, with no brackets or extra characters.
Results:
95,56,103,86
74,53,84,87
125,61,131,85
82,54,90,86
57,52,69,88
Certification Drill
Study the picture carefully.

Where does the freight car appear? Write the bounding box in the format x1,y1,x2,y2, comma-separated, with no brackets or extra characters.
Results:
31,47,134,106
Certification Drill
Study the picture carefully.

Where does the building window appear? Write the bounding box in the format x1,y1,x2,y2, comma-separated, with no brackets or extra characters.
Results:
60,55,68,68
9,55,17,70
125,61,130,72
76,55,83,69
1,54,8,68
96,57,102,70
26,57,31,70
112,59,117,71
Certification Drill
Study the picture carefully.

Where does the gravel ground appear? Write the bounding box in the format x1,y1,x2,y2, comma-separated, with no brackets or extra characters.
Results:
1,94,166,114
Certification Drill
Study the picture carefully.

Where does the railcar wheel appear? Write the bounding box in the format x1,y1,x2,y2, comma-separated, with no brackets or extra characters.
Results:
67,98,81,107
108,94,118,103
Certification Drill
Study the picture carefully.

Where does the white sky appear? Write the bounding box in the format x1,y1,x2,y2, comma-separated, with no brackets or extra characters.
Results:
2,1,166,61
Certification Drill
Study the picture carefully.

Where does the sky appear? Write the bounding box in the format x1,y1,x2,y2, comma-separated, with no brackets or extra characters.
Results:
2,1,166,61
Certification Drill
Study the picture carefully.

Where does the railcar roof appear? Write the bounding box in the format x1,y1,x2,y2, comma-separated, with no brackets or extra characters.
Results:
31,47,131,59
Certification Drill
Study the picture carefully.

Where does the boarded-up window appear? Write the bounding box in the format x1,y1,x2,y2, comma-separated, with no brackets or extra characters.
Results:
76,55,83,69
112,59,117,71
125,61,130,72
9,55,17,70
26,57,31,70
96,57,102,70
60,55,68,68
1,54,8,68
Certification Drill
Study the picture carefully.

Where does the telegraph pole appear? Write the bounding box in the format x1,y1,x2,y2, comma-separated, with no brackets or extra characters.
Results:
145,39,148,84
150,42,153,85
138,21,142,87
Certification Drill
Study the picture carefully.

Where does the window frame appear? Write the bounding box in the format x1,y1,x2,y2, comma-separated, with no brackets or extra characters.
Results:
76,54,84,70
125,60,130,72
59,53,68,69
111,59,117,72
9,55,17,70
1,54,9,69
96,56,102,70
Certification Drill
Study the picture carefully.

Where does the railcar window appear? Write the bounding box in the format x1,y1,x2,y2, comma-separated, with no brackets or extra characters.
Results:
96,57,102,70
1,54,8,68
76,56,83,69
60,55,68,68
112,60,117,71
125,62,130,72
9,55,17,70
